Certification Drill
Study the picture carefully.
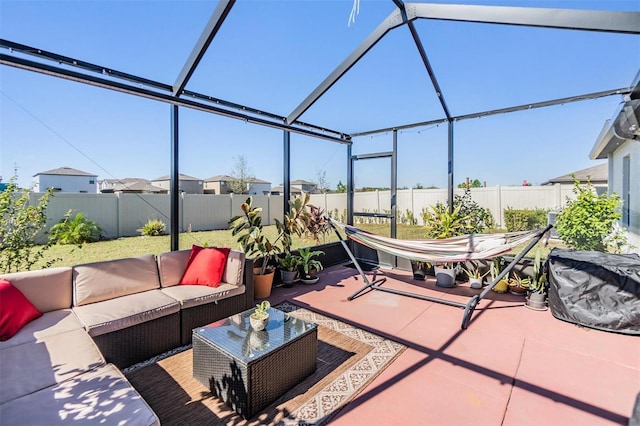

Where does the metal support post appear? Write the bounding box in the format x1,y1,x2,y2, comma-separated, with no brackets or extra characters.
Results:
170,105,179,251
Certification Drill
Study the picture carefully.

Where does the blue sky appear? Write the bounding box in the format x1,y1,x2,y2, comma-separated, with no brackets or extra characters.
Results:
1,0,639,191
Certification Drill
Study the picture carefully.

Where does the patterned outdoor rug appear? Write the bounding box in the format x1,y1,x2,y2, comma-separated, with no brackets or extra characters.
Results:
125,301,405,425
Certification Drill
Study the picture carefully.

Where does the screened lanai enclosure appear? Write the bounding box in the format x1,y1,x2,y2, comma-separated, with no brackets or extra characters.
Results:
1,0,639,252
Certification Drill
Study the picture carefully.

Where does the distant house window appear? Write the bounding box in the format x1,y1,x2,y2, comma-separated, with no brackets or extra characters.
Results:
79,190,87,193
89,179,95,184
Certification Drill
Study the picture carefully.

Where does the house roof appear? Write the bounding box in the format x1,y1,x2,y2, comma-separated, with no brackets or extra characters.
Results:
35,167,97,177
291,179,316,186
113,181,166,193
100,178,149,185
152,174,201,182
204,175,271,184
542,163,608,185
271,185,303,194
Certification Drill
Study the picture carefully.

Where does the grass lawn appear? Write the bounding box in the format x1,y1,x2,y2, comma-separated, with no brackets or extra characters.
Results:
24,223,561,272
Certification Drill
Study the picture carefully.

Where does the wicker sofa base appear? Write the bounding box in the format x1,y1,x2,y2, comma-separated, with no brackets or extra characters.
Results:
180,293,250,346
92,312,181,369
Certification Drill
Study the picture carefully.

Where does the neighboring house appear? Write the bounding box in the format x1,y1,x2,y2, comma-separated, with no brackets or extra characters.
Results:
112,181,167,194
291,179,318,194
204,175,271,195
271,179,317,196
99,178,154,193
541,163,608,194
33,167,98,193
151,174,203,194
270,185,304,196
590,82,640,252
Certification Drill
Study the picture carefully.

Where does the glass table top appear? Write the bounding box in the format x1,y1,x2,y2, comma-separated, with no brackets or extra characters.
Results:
193,307,317,363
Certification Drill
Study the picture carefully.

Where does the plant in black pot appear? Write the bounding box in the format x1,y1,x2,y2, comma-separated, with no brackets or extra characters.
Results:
526,247,548,311
278,251,301,287
298,247,324,284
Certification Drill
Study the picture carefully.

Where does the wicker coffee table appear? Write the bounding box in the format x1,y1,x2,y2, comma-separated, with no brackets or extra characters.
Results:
192,307,318,418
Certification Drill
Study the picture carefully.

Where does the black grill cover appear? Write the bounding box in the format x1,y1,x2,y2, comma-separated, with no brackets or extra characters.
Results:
547,248,640,335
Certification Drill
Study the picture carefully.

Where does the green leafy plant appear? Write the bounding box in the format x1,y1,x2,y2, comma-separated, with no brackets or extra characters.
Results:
278,251,301,272
251,300,270,320
555,178,627,252
504,207,548,232
49,211,103,245
138,219,166,236
274,193,311,253
461,262,490,280
298,247,324,277
0,178,58,272
454,189,495,233
229,197,280,275
422,204,472,239
529,247,547,294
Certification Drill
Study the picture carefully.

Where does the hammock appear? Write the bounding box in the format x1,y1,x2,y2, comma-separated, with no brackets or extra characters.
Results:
334,221,544,264
328,218,553,329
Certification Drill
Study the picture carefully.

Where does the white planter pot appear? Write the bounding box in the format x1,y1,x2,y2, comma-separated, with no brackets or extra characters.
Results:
469,277,483,289
435,265,456,288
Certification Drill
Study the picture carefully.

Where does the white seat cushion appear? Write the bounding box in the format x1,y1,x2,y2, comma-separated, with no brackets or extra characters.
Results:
0,309,84,350
0,328,105,404
0,364,159,426
160,283,245,310
72,289,179,337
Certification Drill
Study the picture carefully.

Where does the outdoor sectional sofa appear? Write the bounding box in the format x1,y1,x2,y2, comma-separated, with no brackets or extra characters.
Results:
0,248,253,425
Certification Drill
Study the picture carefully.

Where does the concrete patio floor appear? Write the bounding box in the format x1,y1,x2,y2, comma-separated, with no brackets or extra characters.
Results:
266,264,639,426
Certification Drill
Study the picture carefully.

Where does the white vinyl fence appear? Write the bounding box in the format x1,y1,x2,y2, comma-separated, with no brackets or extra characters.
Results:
309,185,575,227
30,185,574,241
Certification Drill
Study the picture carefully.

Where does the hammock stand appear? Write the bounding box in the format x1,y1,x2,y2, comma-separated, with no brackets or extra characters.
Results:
328,218,553,329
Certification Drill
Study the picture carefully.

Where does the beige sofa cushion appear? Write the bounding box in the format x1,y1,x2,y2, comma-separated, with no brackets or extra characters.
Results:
72,289,180,337
0,328,105,404
0,309,84,350
157,249,245,288
0,364,160,426
73,255,160,306
160,282,245,310
0,267,73,313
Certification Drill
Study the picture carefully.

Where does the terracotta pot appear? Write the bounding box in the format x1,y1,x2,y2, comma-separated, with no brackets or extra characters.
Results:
253,269,275,299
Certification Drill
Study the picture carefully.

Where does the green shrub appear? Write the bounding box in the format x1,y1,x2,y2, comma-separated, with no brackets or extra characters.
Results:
504,207,548,232
138,219,166,236
0,178,58,272
455,189,494,233
555,179,627,252
49,211,103,245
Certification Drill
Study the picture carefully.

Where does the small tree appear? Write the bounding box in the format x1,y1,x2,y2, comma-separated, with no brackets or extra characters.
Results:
228,155,255,194
335,180,347,193
49,211,103,245
0,178,58,272
555,178,627,252
313,169,330,194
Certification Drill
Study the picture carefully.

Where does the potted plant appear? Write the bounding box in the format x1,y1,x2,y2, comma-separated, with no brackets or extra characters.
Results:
249,301,270,331
278,251,301,287
423,203,471,287
508,272,530,295
411,260,430,280
229,197,280,299
490,257,509,293
461,262,489,289
298,247,324,284
526,248,548,310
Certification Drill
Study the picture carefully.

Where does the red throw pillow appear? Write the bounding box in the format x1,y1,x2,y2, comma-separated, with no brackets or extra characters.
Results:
0,278,43,341
179,246,231,288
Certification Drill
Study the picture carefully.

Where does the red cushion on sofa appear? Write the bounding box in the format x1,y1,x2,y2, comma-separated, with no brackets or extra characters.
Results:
179,246,231,287
0,278,43,341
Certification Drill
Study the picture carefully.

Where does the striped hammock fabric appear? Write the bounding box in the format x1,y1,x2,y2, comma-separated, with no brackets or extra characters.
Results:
333,221,546,264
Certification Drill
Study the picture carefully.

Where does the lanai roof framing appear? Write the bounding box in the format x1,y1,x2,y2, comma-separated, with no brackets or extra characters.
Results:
1,1,639,247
